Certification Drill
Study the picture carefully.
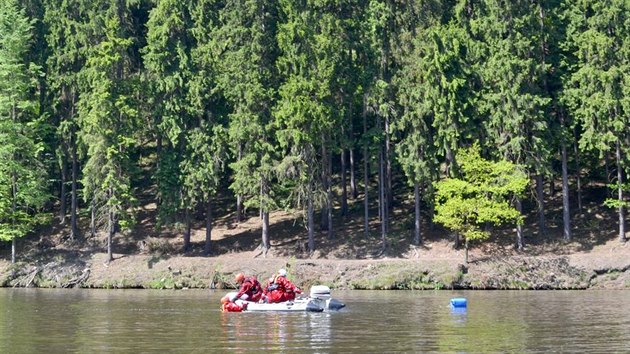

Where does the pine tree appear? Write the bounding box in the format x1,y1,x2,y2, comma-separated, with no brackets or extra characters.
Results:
395,20,474,246
472,0,552,250
563,0,630,243
78,1,139,262
212,0,280,253
0,0,49,263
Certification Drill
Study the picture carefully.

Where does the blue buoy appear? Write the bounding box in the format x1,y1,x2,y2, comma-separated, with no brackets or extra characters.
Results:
450,297,467,308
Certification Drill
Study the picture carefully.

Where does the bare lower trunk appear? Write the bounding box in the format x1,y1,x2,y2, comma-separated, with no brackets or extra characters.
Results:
379,145,387,252
385,115,392,212
327,153,333,240
573,128,582,211
464,238,469,264
414,181,421,245
350,148,358,199
363,94,369,238
107,205,114,263
205,197,212,255
90,202,96,238
561,142,571,241
183,207,191,252
308,188,315,253
236,194,243,223
262,211,269,252
70,143,79,239
11,238,16,264
535,174,545,236
320,143,328,232
605,153,611,185
516,198,524,250
261,178,270,251
236,144,244,223
616,140,626,242
12,174,17,263
59,156,67,224
341,149,348,216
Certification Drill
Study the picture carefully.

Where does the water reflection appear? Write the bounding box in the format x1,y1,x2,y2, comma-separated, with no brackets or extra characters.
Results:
1,289,630,352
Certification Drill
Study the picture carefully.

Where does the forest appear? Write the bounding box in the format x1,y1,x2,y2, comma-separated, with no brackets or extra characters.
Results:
1,0,629,265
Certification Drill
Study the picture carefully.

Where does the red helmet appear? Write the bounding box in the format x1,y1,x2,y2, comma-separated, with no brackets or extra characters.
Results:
234,273,245,283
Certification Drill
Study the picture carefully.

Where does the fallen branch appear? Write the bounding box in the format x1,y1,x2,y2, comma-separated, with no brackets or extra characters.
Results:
62,268,90,288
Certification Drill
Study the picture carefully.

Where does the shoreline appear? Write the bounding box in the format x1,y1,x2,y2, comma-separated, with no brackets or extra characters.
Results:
2,250,629,290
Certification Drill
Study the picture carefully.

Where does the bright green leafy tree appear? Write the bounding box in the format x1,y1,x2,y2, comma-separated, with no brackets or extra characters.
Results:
434,144,528,264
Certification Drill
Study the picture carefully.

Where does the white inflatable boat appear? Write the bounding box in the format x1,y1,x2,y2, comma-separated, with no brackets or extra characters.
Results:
226,285,345,312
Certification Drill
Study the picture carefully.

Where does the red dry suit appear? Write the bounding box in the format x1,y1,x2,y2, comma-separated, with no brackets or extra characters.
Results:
222,301,247,312
234,276,263,302
265,275,302,303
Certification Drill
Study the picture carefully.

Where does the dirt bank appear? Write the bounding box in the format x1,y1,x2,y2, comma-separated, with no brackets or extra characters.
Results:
2,237,629,291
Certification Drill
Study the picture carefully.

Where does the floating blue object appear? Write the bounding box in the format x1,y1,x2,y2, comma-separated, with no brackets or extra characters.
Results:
450,298,467,308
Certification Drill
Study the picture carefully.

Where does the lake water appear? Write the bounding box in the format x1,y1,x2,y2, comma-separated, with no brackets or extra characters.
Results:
1,289,629,352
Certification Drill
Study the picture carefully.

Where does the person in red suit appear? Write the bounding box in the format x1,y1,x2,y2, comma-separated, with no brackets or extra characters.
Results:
231,273,263,302
221,295,247,312
264,269,302,303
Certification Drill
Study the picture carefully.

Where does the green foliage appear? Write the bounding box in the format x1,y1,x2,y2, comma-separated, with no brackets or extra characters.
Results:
434,144,528,243
0,0,49,244
77,1,139,235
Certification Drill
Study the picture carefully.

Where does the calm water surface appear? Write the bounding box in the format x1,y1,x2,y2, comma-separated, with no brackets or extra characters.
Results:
1,289,629,353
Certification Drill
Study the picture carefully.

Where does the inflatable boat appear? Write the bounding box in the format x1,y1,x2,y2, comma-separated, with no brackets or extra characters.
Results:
225,285,345,312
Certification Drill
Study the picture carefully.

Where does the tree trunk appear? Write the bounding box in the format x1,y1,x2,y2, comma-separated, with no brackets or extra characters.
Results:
70,142,79,239
341,149,348,216
535,174,545,236
414,181,421,245
349,141,358,200
11,173,17,264
107,195,114,263
464,237,469,265
516,197,524,250
307,186,315,254
70,90,79,239
90,201,96,238
327,152,333,240
363,94,369,238
262,210,270,253
561,142,571,241
236,143,244,223
573,128,582,212
205,196,212,255
379,144,387,252
183,207,191,252
59,152,67,224
616,140,626,243
385,114,392,215
320,143,328,231
11,238,16,264
261,177,270,252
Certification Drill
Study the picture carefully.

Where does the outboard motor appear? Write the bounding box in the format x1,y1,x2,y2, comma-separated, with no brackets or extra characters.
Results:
309,285,345,311
305,302,324,312
327,298,345,311
310,285,332,300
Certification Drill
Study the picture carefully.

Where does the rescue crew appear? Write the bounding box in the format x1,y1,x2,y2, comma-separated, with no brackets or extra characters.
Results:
263,268,302,303
220,295,247,312
231,273,263,302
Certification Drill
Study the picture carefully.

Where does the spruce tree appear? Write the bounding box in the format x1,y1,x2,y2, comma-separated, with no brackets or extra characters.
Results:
0,0,49,263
